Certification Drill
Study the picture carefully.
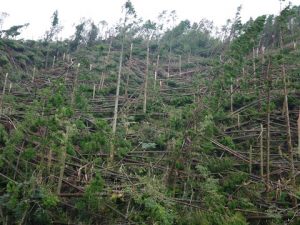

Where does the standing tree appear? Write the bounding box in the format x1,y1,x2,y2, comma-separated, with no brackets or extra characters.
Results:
69,21,86,52
44,10,63,68
0,12,9,37
140,20,156,113
2,23,29,39
111,0,136,161
87,21,99,47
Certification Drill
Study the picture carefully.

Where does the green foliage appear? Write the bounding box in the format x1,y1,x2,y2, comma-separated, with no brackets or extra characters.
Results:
2,23,29,38
204,157,234,173
85,173,105,197
221,135,235,149
222,172,249,193
132,178,176,225
0,54,9,66
0,124,8,145
230,15,266,63
2,3,300,224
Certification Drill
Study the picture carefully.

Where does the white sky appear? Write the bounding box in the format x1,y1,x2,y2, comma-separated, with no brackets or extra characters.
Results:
1,0,300,40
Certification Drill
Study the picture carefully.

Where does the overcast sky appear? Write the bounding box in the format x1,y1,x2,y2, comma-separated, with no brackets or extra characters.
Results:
2,0,300,39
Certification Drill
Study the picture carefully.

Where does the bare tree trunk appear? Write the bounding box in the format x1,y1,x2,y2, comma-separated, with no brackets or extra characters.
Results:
2,73,8,96
298,110,300,157
266,59,271,188
167,55,171,78
0,73,8,114
57,147,66,194
188,48,191,63
260,123,264,179
32,67,36,83
8,82,12,93
230,78,233,113
52,55,56,68
125,43,133,99
154,54,160,90
112,43,124,134
57,125,71,194
99,38,112,90
282,65,296,206
92,84,96,100
249,145,252,174
179,55,182,76
111,38,124,162
71,64,80,106
45,46,49,69
143,43,150,113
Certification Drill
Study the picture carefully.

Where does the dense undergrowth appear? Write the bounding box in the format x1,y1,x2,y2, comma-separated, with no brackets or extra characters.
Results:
0,2,300,225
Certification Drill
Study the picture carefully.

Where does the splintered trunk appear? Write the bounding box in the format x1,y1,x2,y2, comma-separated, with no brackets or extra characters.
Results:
143,43,150,114
125,43,133,99
260,124,264,179
282,65,296,205
154,54,160,90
